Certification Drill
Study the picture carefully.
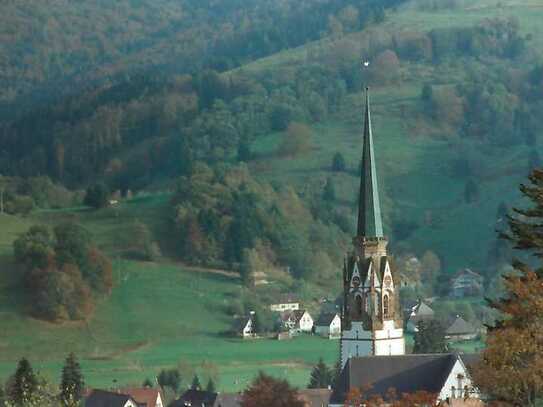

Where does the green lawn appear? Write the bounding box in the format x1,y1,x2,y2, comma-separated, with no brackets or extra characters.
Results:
0,256,337,391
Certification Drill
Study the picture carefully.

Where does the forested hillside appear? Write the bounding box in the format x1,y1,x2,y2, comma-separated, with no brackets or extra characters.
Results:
0,0,399,114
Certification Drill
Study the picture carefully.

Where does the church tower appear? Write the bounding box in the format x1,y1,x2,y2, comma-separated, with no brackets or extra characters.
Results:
340,88,405,368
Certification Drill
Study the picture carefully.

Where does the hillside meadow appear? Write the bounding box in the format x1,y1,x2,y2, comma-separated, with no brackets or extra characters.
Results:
0,203,338,391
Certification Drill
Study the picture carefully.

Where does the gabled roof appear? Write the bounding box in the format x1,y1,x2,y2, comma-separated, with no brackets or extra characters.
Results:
298,389,332,407
330,354,464,404
119,388,162,407
233,316,252,331
414,301,434,316
172,389,218,407
213,393,242,407
85,389,138,407
446,316,476,335
357,87,384,238
291,309,309,323
315,313,339,326
281,309,310,324
453,269,483,280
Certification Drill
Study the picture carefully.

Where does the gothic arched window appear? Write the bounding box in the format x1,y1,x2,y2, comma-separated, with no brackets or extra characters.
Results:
383,294,389,318
355,295,363,318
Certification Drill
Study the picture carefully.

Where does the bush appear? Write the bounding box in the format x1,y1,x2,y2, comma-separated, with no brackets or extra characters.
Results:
84,183,109,209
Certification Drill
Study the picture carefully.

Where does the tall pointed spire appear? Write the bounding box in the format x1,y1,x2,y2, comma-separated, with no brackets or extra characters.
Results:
357,87,384,238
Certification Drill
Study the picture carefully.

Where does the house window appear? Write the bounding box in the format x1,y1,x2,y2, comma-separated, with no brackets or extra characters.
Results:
383,294,389,318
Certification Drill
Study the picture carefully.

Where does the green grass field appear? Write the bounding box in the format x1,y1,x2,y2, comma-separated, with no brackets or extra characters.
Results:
0,203,338,392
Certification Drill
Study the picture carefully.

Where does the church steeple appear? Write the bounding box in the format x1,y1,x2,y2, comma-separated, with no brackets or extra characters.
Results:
340,85,405,368
357,87,384,238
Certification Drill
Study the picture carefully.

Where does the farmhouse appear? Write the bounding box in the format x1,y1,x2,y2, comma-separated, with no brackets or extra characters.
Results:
280,309,313,333
445,316,478,341
213,392,242,407
450,269,484,298
85,389,139,407
171,389,218,407
405,300,435,333
269,293,300,312
119,388,164,407
314,313,341,338
233,314,255,338
329,353,479,406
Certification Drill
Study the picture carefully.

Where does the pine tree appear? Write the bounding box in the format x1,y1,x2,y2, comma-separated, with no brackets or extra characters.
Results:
191,374,201,390
331,152,346,172
7,358,38,406
60,353,84,406
205,378,216,393
413,320,447,354
473,169,543,405
308,358,332,389
142,378,153,388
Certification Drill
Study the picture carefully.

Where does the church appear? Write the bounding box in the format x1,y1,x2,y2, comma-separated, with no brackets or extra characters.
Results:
339,88,405,366
329,89,480,406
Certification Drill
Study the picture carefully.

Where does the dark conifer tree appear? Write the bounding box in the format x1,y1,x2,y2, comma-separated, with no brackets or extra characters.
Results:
191,374,201,391
206,378,216,393
331,152,346,172
142,378,153,388
413,320,447,354
308,358,332,389
8,358,38,406
60,353,84,406
501,168,543,277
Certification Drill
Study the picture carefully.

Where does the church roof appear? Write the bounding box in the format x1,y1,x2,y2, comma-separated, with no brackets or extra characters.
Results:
85,389,138,407
330,354,466,404
357,88,384,238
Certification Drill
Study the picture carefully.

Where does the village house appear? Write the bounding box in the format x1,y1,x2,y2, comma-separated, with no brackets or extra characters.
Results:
445,316,478,341
269,293,300,312
405,300,435,333
329,353,480,406
119,388,164,407
213,392,242,407
233,314,255,338
297,389,332,407
85,389,139,407
313,313,341,339
171,389,218,407
280,309,313,333
450,269,484,298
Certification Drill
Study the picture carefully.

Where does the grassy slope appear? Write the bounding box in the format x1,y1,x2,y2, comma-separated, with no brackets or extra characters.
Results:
0,200,337,391
246,0,543,271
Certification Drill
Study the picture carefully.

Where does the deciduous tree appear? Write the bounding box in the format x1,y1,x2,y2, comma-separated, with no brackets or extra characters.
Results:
241,372,304,407
473,169,543,406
